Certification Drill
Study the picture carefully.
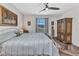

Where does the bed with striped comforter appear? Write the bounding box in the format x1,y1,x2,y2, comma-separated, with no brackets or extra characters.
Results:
0,33,59,56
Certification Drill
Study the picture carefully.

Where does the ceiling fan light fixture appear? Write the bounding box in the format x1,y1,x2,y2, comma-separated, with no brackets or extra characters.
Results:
46,8,48,10
39,3,60,12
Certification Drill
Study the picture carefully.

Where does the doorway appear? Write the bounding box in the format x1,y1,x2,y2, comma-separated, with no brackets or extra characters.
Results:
36,18,48,34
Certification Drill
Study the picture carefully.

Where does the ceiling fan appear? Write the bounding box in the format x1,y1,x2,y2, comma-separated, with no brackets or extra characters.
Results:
40,3,60,12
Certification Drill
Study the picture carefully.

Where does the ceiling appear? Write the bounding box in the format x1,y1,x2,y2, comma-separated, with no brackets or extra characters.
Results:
12,3,79,15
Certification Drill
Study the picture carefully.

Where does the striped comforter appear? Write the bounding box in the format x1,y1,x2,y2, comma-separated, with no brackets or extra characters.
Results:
0,33,59,56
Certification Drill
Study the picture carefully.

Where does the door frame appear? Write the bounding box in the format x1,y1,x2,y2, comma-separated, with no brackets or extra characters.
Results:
36,18,48,33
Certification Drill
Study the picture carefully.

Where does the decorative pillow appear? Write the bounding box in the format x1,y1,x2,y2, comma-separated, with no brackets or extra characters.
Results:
14,29,23,37
15,31,21,37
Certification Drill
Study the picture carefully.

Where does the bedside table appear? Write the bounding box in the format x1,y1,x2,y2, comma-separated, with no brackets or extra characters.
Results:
23,29,29,33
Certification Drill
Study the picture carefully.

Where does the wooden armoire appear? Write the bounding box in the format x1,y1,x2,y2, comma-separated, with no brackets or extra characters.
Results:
57,18,72,44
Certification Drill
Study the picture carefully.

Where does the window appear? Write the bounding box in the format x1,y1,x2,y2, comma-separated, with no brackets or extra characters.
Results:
36,18,48,33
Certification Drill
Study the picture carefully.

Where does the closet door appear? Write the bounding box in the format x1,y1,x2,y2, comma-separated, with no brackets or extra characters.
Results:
66,18,72,43
60,19,65,42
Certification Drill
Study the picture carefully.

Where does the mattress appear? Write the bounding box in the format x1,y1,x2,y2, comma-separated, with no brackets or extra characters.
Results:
0,33,59,56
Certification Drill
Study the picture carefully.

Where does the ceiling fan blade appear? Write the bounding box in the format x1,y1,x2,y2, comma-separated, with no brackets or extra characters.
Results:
48,7,60,10
43,3,48,5
39,8,46,12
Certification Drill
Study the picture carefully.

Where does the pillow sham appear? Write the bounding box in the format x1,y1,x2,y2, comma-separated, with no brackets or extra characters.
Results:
0,31,16,44
0,28,18,35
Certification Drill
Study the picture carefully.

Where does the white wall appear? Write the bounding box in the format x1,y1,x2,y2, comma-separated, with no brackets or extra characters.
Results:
0,3,24,30
24,15,52,36
24,15,61,36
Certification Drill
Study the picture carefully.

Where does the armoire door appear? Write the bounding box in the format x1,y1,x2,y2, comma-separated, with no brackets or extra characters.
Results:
66,18,72,43
60,19,65,42
57,20,61,40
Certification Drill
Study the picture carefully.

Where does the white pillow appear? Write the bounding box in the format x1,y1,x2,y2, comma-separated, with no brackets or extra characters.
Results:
0,28,19,35
0,29,17,44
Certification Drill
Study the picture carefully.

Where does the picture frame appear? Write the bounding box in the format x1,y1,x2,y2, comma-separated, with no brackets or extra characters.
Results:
28,21,31,26
0,5,17,26
51,21,54,25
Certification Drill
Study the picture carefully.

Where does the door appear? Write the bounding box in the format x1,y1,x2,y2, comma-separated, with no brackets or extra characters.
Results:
66,18,72,43
36,18,48,34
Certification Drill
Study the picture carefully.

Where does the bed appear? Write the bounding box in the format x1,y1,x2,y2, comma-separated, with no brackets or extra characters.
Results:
0,29,59,56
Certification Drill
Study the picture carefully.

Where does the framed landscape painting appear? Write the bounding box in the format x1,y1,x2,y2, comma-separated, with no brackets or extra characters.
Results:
0,5,17,26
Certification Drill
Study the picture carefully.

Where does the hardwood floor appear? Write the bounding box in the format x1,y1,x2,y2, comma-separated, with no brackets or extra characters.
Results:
53,39,79,56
